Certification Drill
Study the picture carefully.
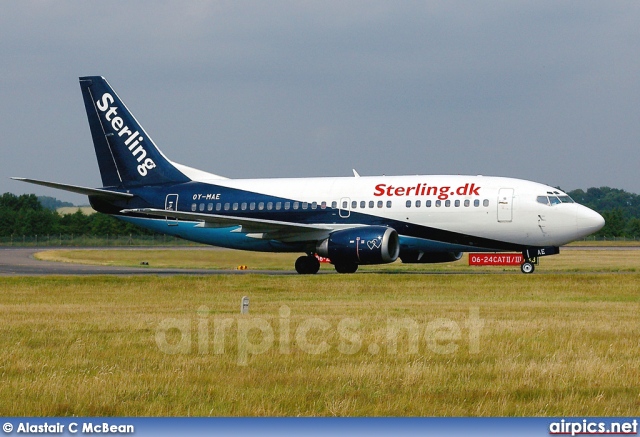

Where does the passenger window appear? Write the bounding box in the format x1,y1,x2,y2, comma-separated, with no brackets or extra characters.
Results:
342,201,348,208
250,202,255,210
406,200,412,208
454,200,460,207
483,199,489,207
293,202,299,210
216,203,222,211
369,201,374,208
360,201,366,209
241,203,247,211
436,200,441,207
276,202,282,210
474,199,479,207
320,201,326,209
386,201,392,208
191,203,197,211
258,202,264,210
464,200,470,207
199,203,205,211
445,200,451,207
302,202,308,210
331,201,337,208
312,202,318,210
224,203,230,211
284,202,290,210
351,201,357,209
207,203,213,211
233,203,238,210
415,200,421,208
266,202,272,210
426,200,432,207
377,201,383,208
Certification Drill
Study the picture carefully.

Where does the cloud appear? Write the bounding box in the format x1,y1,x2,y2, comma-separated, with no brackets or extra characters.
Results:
2,1,640,203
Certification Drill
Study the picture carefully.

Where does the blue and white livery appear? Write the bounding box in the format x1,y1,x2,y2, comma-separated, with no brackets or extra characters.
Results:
14,76,605,274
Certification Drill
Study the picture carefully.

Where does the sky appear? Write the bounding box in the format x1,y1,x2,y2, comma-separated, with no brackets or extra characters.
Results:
1,1,639,204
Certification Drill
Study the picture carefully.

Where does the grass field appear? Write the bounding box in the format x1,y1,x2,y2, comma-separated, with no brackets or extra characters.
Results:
1,250,639,416
35,247,640,273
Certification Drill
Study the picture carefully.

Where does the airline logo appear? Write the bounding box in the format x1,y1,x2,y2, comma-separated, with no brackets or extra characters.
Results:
96,93,156,177
367,239,382,250
373,183,481,200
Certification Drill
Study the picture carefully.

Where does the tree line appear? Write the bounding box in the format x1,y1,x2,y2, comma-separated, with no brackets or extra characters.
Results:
0,193,152,237
1,187,639,239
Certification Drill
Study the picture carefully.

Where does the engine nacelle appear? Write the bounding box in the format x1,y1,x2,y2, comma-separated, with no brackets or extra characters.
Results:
317,226,400,265
400,251,463,264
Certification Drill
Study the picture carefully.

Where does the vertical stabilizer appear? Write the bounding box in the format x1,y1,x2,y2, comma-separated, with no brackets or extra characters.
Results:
79,76,190,188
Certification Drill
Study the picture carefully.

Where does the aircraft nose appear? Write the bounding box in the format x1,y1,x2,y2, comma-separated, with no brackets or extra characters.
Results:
576,205,605,237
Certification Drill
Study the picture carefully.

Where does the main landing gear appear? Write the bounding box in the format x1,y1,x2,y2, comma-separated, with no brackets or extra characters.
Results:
294,255,359,274
520,257,538,274
333,262,358,274
295,255,320,275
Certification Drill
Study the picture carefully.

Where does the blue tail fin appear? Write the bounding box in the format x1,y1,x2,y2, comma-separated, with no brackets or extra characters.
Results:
79,76,190,188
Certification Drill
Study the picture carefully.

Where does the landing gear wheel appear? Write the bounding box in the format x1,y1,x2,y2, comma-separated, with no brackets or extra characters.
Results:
520,262,535,274
334,262,358,274
295,255,320,274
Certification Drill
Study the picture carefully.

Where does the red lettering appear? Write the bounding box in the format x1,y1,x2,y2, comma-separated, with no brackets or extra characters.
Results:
438,187,450,200
373,182,480,197
373,184,386,196
456,183,469,195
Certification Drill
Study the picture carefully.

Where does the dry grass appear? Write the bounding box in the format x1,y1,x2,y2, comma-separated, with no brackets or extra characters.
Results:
35,247,640,273
1,272,639,416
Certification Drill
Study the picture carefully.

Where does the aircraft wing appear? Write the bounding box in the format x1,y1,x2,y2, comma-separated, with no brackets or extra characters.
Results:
12,177,134,199
121,208,340,242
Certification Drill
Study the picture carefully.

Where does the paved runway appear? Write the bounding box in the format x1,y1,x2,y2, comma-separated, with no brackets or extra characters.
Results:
0,247,294,276
0,246,637,276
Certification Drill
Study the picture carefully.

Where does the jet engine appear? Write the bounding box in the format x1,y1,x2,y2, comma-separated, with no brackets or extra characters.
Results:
316,226,400,265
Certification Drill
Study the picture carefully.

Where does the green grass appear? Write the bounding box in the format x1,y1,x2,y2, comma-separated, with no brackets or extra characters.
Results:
35,247,640,273
1,272,639,416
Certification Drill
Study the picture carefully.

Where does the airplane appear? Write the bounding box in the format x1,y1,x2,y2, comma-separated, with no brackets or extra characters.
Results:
13,76,605,274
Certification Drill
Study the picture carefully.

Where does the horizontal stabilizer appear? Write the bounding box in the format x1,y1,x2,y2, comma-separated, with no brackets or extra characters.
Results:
11,177,134,199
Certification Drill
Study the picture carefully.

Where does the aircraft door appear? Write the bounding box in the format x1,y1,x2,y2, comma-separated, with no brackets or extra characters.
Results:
165,194,179,226
339,197,351,218
497,188,514,222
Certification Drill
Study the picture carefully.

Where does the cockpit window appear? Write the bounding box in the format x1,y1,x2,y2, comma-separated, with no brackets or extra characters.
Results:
537,196,549,205
538,194,575,206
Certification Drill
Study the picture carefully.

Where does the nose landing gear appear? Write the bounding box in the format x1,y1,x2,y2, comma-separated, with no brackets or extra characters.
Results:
520,257,538,274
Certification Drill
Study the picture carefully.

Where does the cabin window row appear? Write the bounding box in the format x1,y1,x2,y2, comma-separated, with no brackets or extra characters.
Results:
191,200,350,212
191,198,490,212
404,199,490,208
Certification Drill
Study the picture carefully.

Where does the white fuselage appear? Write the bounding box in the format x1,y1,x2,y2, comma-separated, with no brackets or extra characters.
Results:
174,173,604,251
